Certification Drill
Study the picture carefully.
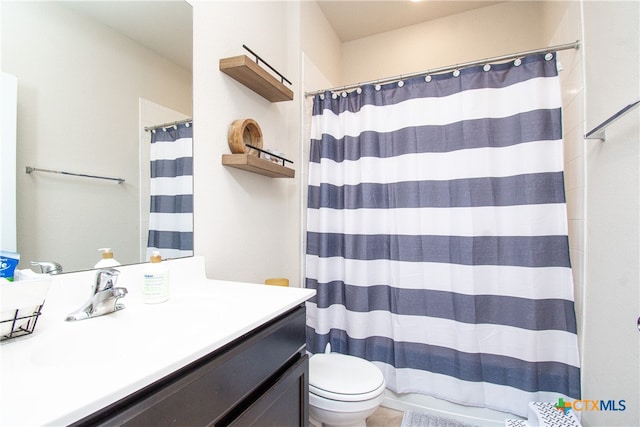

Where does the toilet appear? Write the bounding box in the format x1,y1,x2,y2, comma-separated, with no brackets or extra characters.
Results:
308,351,386,427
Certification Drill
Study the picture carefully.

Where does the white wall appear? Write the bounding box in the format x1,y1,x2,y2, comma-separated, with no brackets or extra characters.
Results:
1,2,192,271
1,73,18,252
192,1,302,285
582,2,639,425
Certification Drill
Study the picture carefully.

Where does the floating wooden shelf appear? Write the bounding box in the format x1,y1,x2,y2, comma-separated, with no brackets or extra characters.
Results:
222,154,295,178
220,55,294,103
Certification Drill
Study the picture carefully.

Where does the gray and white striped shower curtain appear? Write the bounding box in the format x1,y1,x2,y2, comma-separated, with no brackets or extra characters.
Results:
305,53,580,417
147,123,193,260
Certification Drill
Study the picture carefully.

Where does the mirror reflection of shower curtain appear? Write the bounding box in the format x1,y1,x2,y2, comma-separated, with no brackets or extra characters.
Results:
305,53,579,418
146,123,193,260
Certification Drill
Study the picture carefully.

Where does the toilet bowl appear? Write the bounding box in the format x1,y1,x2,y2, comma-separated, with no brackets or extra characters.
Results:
309,352,386,427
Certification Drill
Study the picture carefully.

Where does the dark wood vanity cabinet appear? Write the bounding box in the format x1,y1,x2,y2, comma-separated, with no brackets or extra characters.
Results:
73,305,309,427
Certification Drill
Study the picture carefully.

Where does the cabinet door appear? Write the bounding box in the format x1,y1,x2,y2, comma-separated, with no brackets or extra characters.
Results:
228,354,309,427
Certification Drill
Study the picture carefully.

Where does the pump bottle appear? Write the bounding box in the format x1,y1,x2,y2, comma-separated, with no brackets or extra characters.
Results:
95,248,120,268
143,251,169,304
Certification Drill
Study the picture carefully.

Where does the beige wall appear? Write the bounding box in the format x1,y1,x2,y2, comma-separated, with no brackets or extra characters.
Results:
1,2,192,272
540,0,586,357
340,1,546,85
301,0,343,90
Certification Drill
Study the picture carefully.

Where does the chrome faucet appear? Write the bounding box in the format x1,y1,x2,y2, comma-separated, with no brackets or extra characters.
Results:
30,261,63,275
65,268,128,321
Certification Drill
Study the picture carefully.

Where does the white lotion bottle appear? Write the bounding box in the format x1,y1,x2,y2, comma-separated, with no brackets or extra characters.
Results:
95,248,120,268
143,251,169,304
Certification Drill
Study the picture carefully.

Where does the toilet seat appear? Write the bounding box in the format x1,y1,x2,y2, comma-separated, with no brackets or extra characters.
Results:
309,353,386,402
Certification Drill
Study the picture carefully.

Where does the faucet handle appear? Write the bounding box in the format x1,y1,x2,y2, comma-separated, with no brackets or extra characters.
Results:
93,268,120,294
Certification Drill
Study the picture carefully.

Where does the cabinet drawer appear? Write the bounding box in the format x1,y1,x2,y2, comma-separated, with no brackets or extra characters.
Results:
229,354,308,427
77,305,306,427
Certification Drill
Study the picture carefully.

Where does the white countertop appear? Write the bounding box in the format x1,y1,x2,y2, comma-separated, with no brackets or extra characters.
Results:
0,257,315,426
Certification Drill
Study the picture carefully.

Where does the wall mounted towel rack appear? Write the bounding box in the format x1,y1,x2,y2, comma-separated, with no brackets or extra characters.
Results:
585,99,640,141
25,166,125,184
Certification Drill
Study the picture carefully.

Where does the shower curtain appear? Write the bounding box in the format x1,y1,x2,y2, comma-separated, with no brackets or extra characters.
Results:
305,53,580,417
147,122,193,260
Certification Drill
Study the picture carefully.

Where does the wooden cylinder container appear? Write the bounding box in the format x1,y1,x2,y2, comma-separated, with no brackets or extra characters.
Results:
228,119,263,156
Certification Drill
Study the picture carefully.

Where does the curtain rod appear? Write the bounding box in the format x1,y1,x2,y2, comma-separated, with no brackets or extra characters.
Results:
305,40,580,98
144,118,193,132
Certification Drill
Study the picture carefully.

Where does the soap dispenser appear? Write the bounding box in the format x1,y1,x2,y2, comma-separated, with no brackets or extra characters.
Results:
143,251,169,304
95,248,120,268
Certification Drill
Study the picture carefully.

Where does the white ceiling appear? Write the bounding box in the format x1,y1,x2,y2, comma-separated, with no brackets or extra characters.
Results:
317,0,504,42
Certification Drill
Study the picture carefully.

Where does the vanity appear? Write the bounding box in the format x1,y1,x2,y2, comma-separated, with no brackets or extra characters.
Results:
0,257,315,426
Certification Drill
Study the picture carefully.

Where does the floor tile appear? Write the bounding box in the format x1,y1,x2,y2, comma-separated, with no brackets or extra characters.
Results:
366,406,404,427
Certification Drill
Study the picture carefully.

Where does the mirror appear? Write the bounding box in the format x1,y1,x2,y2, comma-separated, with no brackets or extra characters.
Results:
1,1,193,273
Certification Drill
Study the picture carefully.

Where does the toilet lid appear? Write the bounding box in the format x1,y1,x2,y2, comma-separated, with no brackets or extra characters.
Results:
309,353,385,401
